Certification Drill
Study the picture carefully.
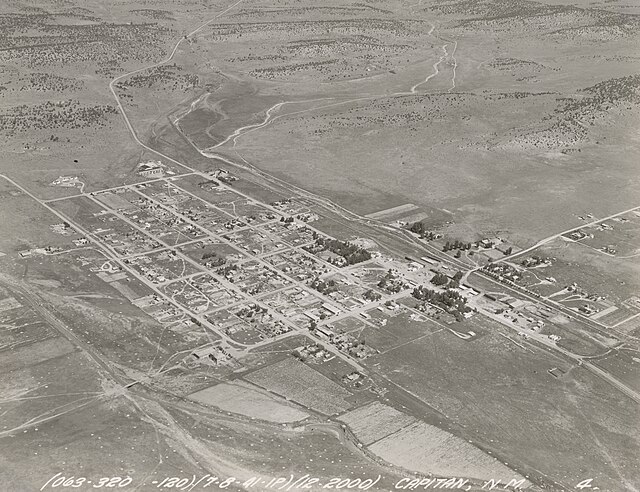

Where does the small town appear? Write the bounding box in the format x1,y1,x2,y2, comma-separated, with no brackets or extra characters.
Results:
41,167,491,368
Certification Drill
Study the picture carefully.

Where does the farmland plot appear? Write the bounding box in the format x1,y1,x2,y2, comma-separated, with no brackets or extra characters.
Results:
338,401,416,445
370,420,528,484
189,381,310,423
244,358,353,415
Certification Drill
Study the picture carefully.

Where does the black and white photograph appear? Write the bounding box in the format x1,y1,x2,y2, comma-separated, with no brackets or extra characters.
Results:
0,0,638,490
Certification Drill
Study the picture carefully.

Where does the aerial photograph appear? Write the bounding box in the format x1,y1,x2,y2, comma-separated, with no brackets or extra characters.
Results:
0,0,638,490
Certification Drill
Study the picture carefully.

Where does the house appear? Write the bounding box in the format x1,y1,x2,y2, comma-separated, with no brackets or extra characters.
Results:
342,372,361,383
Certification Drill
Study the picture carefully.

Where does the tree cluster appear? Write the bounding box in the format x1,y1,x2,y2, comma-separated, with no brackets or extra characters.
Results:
409,221,438,240
412,286,471,319
443,240,473,252
310,277,337,295
363,289,382,301
377,269,407,293
312,237,371,265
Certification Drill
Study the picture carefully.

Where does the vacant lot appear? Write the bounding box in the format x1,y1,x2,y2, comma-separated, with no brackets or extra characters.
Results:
594,349,640,394
0,336,75,373
0,178,79,254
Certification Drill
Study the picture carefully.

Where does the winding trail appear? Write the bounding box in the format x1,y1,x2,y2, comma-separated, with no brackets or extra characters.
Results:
203,34,457,152
410,42,450,93
447,40,458,93
108,0,247,160
200,97,336,150
192,2,454,153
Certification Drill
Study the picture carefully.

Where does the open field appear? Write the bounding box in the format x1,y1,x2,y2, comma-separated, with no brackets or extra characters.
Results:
366,314,640,490
0,297,54,351
0,177,80,254
244,357,354,416
370,421,525,484
168,0,640,251
594,348,640,394
338,401,416,446
360,307,445,353
0,336,75,374
189,381,310,423
339,401,528,485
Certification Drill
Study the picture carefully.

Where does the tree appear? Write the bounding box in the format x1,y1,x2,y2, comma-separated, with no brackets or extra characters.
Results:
430,272,449,286
364,289,382,301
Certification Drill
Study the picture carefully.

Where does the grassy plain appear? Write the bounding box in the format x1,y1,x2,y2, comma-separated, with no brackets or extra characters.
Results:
178,0,640,248
364,316,640,490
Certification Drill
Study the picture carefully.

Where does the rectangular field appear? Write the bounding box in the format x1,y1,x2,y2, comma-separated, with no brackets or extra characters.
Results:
244,357,353,415
369,420,525,483
338,401,416,445
189,382,310,423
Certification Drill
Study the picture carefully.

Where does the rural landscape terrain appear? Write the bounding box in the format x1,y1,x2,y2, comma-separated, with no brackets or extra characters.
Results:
0,0,638,490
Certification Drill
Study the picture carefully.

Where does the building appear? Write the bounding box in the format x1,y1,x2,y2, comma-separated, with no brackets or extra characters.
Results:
321,303,341,316
315,326,334,339
304,311,320,322
136,160,165,178
420,256,438,265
